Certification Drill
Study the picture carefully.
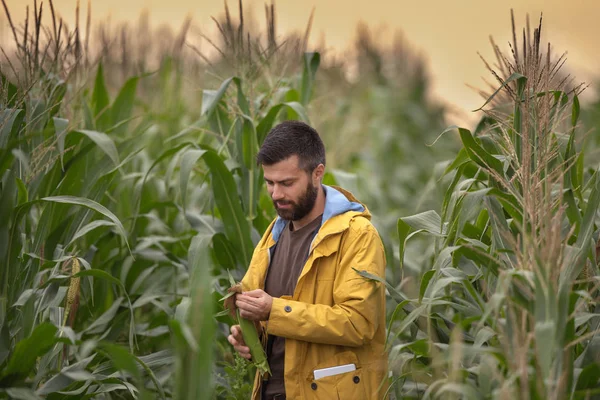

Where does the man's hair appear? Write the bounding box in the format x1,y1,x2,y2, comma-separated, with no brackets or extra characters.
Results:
256,120,326,172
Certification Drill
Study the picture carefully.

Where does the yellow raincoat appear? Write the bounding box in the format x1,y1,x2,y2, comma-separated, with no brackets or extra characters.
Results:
241,186,389,399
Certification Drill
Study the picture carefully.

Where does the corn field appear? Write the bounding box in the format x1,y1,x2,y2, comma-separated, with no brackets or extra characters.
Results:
0,1,598,399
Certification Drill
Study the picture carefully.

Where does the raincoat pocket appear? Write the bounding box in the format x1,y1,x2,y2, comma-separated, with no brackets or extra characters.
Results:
305,351,368,399
306,368,367,400
336,367,367,399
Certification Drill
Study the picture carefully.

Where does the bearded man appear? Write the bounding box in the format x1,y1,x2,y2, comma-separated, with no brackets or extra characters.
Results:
228,120,389,400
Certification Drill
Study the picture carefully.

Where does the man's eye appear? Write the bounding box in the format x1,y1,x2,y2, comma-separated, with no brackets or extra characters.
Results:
282,182,292,187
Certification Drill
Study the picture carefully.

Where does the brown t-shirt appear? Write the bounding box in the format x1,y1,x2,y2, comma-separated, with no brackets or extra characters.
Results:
263,214,323,397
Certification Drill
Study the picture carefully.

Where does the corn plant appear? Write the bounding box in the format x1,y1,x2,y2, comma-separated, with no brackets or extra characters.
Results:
383,12,600,399
0,2,197,398
0,0,322,397
172,50,319,398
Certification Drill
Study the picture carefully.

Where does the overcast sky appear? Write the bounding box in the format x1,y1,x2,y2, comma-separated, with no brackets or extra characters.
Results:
5,0,600,125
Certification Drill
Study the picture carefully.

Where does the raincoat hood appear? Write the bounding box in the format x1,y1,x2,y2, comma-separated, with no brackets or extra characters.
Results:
270,185,368,242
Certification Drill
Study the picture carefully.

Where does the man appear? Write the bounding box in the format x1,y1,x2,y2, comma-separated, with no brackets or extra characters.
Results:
228,120,388,399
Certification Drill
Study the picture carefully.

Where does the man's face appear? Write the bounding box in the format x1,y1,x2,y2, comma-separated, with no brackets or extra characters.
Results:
262,155,318,221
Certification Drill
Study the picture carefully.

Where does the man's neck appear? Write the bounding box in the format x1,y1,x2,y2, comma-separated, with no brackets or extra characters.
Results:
291,185,325,231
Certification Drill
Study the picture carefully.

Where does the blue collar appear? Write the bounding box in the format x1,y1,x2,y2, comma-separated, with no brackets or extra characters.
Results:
270,185,364,242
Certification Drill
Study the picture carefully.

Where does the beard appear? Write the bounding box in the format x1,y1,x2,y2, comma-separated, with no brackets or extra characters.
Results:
274,181,319,221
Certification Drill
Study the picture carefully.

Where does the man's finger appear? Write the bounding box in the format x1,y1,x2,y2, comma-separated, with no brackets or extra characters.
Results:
230,326,245,344
234,344,250,354
242,289,264,297
230,325,242,337
239,309,259,321
227,335,237,346
236,299,258,312
236,294,257,303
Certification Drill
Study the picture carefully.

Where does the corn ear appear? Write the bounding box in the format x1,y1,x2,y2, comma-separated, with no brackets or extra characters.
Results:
62,257,81,327
222,274,271,376
236,309,271,376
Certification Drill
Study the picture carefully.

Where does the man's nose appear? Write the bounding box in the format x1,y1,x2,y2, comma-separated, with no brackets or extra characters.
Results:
271,185,284,200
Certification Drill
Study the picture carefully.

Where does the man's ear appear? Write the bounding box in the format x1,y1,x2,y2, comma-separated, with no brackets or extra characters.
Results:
313,164,325,183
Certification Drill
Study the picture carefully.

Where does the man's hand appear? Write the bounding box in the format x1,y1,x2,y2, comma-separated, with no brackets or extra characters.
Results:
235,289,273,321
227,325,252,360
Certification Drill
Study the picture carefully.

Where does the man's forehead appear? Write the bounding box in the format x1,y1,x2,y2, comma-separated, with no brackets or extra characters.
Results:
262,155,302,174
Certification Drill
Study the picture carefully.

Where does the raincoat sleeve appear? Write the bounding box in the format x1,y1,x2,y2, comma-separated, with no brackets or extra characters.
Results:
266,224,386,347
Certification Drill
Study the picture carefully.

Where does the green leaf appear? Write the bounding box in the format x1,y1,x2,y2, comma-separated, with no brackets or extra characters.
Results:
401,210,444,236
98,342,141,382
205,148,254,267
256,102,311,145
180,148,207,210
389,339,430,359
457,127,504,177
473,72,526,111
47,80,66,118
41,196,129,252
15,177,27,205
487,188,522,225
110,76,139,135
71,129,120,166
0,323,58,386
561,172,600,290
4,388,42,400
419,270,435,303
563,189,582,235
27,98,47,132
353,268,408,305
441,164,466,225
284,87,300,105
172,234,215,400
300,52,320,105
67,220,115,248
0,72,18,107
283,101,310,124
202,77,234,117
384,300,411,347
442,148,470,177
571,94,580,128
485,196,513,267
575,363,600,390
36,354,96,395
53,117,69,169
322,172,338,186
75,269,125,293
74,268,136,353
534,320,555,381
397,219,411,272
92,62,111,131
180,147,253,266
455,188,491,243
0,109,24,149
166,119,203,143
392,303,427,339
212,233,239,270
432,382,482,399
232,77,250,115
83,298,124,334
132,141,191,228
240,117,258,170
